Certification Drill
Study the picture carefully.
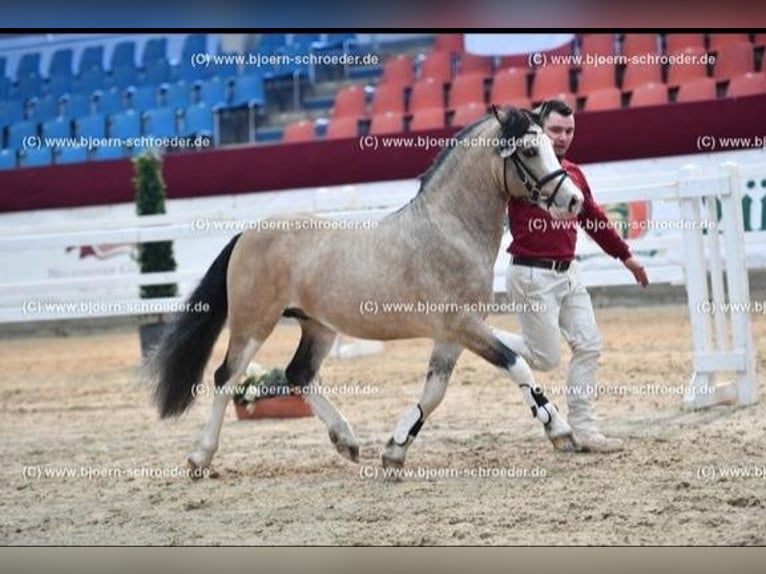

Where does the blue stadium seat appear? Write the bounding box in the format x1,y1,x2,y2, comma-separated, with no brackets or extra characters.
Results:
159,81,190,110
209,52,239,81
182,34,208,58
0,99,25,128
193,78,228,107
79,46,105,75
258,34,289,53
29,96,60,122
0,56,6,77
42,117,72,140
291,33,322,50
229,74,265,108
177,59,208,83
0,76,10,100
109,109,141,139
181,102,214,136
125,85,157,112
266,44,309,79
75,114,106,139
61,93,91,118
111,41,136,70
142,37,167,66
144,59,170,85
48,73,74,98
17,53,41,80
55,146,88,164
143,107,177,138
49,48,74,77
7,120,37,150
19,146,52,168
17,74,43,100
79,67,108,93
92,89,123,116
0,148,16,170
91,144,124,161
112,65,140,90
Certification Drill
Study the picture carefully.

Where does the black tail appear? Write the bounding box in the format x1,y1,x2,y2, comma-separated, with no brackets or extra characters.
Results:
149,233,242,418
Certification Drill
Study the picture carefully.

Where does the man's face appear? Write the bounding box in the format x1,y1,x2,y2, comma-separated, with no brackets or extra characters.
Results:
542,111,575,160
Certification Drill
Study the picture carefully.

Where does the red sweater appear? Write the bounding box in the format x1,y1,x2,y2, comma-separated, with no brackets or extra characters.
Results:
506,159,632,262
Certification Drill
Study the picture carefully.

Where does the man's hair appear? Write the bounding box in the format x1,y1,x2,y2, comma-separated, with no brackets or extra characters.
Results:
534,99,574,123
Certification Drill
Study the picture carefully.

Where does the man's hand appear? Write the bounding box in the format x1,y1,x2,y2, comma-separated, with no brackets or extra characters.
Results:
624,257,649,287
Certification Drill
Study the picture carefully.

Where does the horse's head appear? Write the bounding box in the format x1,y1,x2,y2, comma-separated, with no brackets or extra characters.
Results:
491,105,583,219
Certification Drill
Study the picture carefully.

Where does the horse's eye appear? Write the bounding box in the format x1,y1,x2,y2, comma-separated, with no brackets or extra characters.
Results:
522,147,538,158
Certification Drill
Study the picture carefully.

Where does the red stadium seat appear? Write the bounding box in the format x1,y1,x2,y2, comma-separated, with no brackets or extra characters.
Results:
381,54,415,87
326,116,359,139
458,53,493,77
629,82,669,107
621,34,660,57
726,72,766,97
675,77,718,103
664,33,705,54
713,42,755,80
332,85,366,119
435,33,464,54
621,62,662,91
448,73,486,109
708,33,751,51
282,119,315,142
577,63,617,95
409,77,445,113
531,65,573,102
490,67,528,105
410,108,446,131
754,34,766,48
371,83,405,115
583,87,622,111
419,50,453,83
579,34,616,56
538,91,577,110
369,111,404,135
451,102,488,126
666,46,710,87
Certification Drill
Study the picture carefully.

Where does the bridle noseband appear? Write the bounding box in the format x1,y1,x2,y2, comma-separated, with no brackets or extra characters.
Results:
500,137,570,208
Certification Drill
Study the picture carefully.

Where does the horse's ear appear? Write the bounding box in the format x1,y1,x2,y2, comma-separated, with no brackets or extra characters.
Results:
527,109,543,127
490,104,506,125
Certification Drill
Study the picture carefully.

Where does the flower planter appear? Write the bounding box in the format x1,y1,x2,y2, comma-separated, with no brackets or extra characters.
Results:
234,395,314,420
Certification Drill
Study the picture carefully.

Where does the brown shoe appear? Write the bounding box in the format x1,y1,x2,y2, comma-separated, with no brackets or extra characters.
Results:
572,431,624,453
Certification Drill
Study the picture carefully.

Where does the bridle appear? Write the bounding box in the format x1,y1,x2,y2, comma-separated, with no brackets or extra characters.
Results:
499,135,570,209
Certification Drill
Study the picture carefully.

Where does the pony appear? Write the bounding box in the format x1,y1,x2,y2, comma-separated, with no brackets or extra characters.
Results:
147,106,585,476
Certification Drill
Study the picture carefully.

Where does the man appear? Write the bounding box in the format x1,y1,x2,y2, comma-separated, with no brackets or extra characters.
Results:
498,98,649,453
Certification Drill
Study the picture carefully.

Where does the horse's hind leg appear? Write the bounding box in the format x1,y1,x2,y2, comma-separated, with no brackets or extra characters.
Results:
457,318,576,452
382,341,463,471
286,318,359,463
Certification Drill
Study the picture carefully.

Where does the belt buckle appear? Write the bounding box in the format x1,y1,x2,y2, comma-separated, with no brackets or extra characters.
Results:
553,260,566,272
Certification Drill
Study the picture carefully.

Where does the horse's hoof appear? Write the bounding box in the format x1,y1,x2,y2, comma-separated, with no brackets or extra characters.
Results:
550,432,577,453
187,457,209,481
381,455,404,482
329,428,360,463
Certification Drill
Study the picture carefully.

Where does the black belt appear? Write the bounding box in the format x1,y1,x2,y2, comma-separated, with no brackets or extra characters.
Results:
513,257,572,272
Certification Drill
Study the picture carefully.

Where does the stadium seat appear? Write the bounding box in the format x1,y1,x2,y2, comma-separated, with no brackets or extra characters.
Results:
675,77,718,103
143,60,171,85
451,101,487,126
19,146,52,168
17,74,42,100
42,117,71,140
91,145,124,161
0,76,9,101
754,34,766,48
448,73,486,109
112,65,140,90
79,46,105,75
142,37,168,66
229,74,265,108
49,48,74,77
577,63,617,95
579,34,616,56
726,72,766,97
458,53,492,77
325,116,359,139
29,96,60,122
159,81,191,110
17,52,41,80
409,108,445,131
621,34,660,57
75,114,107,139
708,33,751,51
583,87,622,111
79,67,108,93
109,110,141,139
92,89,123,116
111,41,136,70
48,74,74,98
0,149,16,170
664,33,705,54
666,46,710,87
369,111,404,135
0,100,24,128
125,85,158,112
419,51,453,83
55,146,88,164
531,65,573,102
713,42,755,80
629,82,668,107
490,67,528,106
371,83,405,115
282,119,315,142
380,54,415,87
434,34,464,54
621,63,662,91
181,103,215,137
143,107,177,138
193,78,228,108
7,120,37,150
410,77,445,112
332,85,367,119
61,94,90,119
